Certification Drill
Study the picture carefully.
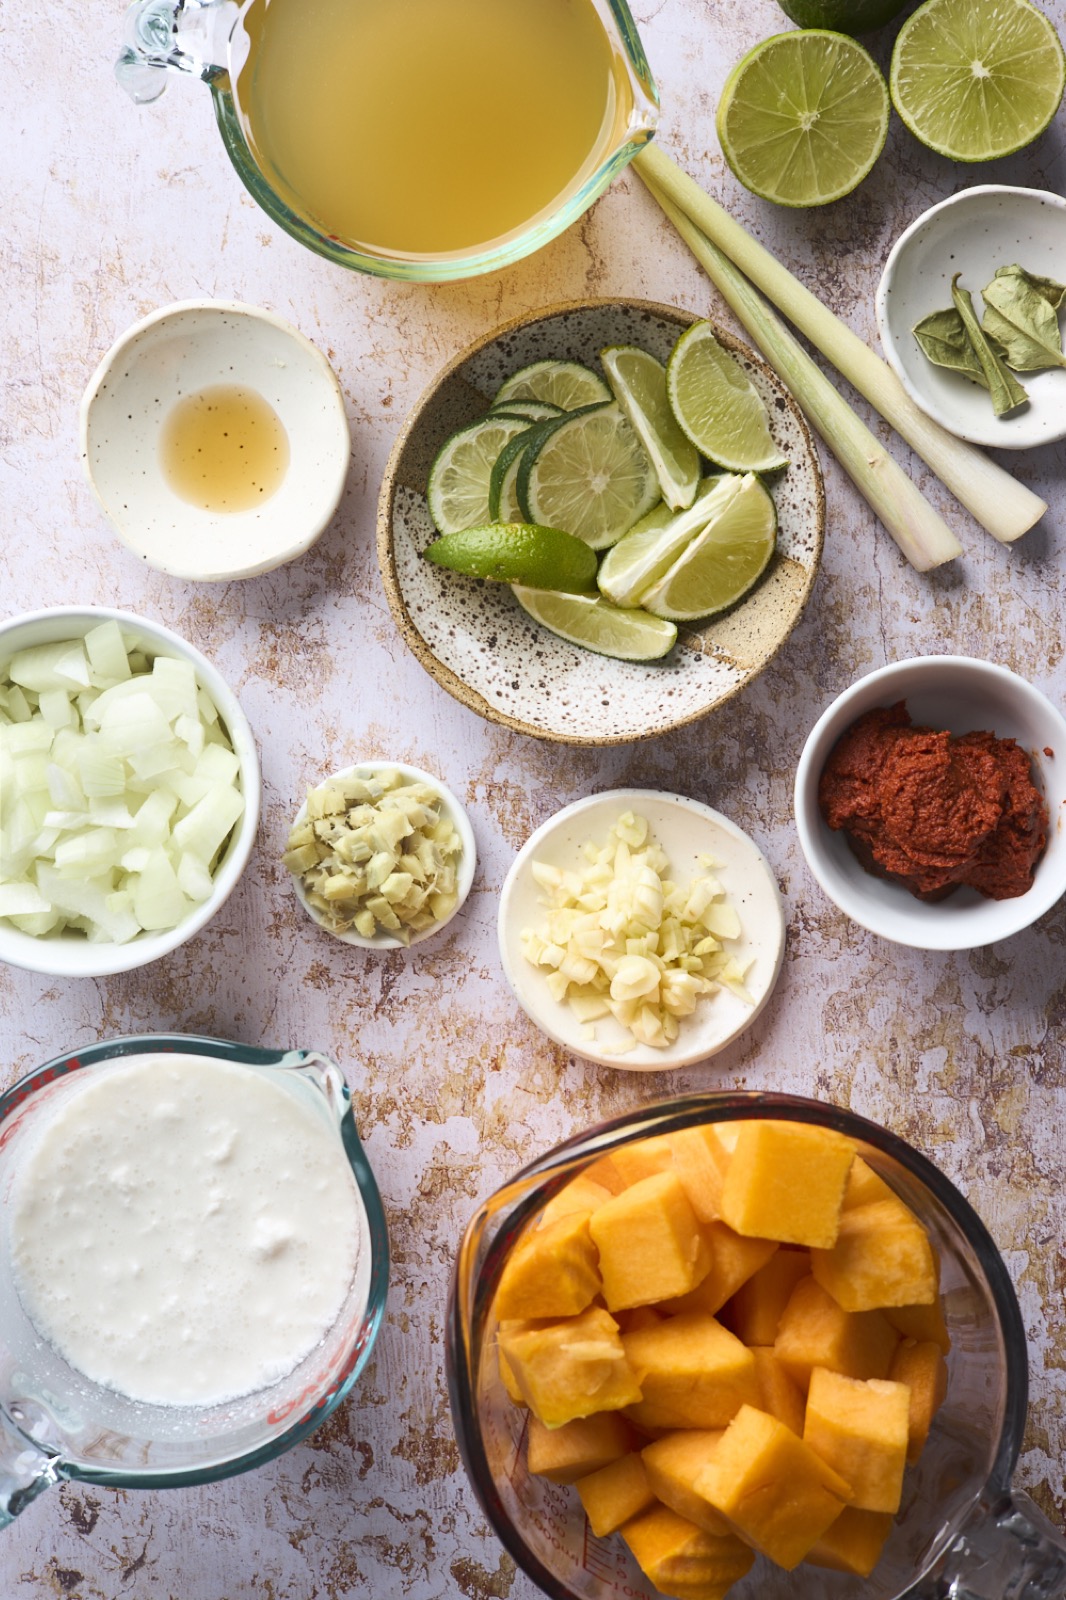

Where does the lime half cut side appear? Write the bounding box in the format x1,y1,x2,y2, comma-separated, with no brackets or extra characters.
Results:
511,587,678,661
890,0,1065,161
424,523,598,593
601,345,701,511
493,360,612,412
427,414,534,534
667,322,789,474
641,473,778,622
717,30,891,206
520,403,661,551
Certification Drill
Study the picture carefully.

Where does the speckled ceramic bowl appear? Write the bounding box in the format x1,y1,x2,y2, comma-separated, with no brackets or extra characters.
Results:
377,301,824,745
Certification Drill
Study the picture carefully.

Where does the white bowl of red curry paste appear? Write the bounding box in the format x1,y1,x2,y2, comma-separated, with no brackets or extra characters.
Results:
794,657,1066,951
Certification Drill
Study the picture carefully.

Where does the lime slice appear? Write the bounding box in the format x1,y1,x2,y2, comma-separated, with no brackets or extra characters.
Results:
601,345,701,511
597,475,741,608
487,400,566,421
641,473,778,622
493,360,612,411
777,0,908,30
519,403,660,550
890,0,1065,161
717,30,890,207
666,322,789,473
427,414,535,534
425,523,598,592
511,587,678,661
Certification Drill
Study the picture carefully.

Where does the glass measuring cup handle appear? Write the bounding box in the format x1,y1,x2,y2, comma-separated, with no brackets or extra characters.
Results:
115,0,240,104
923,1488,1066,1600
0,1408,61,1528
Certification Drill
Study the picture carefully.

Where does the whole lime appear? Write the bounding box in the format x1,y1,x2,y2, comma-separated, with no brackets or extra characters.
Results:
777,0,908,31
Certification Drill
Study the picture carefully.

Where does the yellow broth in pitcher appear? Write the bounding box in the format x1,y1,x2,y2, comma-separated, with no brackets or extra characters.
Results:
232,0,633,261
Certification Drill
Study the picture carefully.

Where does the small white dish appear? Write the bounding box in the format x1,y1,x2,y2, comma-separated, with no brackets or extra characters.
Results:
289,762,477,950
794,656,1066,952
80,300,351,580
498,789,785,1071
876,186,1066,450
0,606,261,979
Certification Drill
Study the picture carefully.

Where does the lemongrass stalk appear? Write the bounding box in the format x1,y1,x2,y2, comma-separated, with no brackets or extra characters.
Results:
641,175,962,571
636,144,1046,545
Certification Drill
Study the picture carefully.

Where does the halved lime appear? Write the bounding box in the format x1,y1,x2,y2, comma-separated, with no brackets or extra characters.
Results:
641,474,778,622
777,0,908,31
717,30,891,207
427,414,534,534
493,360,612,411
519,403,660,550
666,322,789,473
424,524,598,593
601,345,701,511
890,0,1065,161
511,587,678,661
598,475,741,608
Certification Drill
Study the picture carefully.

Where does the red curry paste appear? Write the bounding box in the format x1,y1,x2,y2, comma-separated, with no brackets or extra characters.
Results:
818,702,1048,902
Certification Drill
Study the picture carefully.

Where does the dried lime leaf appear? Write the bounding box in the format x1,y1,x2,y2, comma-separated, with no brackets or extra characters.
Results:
981,264,1066,373
913,308,989,388
951,275,1028,418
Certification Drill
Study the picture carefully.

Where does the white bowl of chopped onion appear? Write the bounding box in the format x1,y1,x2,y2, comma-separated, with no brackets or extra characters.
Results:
0,607,260,978
284,762,476,950
498,790,785,1071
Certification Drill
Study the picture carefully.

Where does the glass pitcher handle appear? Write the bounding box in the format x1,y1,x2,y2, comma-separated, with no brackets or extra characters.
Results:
115,0,240,104
925,1489,1066,1600
0,1409,60,1528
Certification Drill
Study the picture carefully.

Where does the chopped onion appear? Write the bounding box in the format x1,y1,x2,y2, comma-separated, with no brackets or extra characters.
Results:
0,623,245,944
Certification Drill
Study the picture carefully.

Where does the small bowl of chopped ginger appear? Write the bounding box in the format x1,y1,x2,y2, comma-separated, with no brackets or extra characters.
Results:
283,761,476,950
497,790,785,1070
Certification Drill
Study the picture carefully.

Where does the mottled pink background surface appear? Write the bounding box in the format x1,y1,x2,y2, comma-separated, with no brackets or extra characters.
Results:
2,0,1064,1594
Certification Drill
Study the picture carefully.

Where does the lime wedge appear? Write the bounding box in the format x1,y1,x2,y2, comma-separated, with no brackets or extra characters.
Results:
425,523,598,592
427,414,535,534
519,403,660,550
493,360,612,411
890,0,1065,161
511,587,678,661
640,473,778,622
598,475,742,608
717,30,890,207
666,322,789,473
487,400,566,421
601,345,701,511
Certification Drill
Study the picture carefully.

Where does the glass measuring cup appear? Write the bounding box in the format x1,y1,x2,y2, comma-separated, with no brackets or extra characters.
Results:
0,1033,389,1527
447,1091,1066,1600
114,0,658,282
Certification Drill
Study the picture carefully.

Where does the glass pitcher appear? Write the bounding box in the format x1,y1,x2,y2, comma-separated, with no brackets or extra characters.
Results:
447,1091,1066,1600
115,0,659,282
0,1033,389,1527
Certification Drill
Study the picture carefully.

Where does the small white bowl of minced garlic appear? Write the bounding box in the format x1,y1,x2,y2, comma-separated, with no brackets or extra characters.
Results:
283,763,476,949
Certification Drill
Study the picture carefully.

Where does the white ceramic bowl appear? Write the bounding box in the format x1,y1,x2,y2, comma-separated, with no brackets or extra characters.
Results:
80,300,351,579
498,789,785,1071
794,657,1066,951
0,607,261,978
288,762,477,950
876,186,1066,450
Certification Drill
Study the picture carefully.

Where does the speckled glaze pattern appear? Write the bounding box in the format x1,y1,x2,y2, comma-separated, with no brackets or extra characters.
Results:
378,301,824,743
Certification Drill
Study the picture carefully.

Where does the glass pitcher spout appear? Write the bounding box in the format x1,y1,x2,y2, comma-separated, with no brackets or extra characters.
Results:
116,0,240,104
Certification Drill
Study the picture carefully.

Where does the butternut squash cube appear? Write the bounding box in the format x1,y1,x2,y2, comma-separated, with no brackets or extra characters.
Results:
641,1431,731,1535
843,1156,897,1210
885,1299,951,1353
694,1404,853,1570
575,1452,656,1537
526,1410,635,1483
498,1306,643,1428
496,1332,525,1404
774,1276,899,1391
804,1507,894,1577
728,1248,811,1345
662,1127,733,1223
719,1121,855,1248
620,1505,754,1598
750,1346,806,1435
889,1338,948,1463
589,1172,710,1311
494,1210,602,1320
803,1367,910,1513
811,1197,938,1311
585,1155,627,1195
659,1223,777,1317
610,1135,676,1188
539,1173,614,1227
622,1313,759,1431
